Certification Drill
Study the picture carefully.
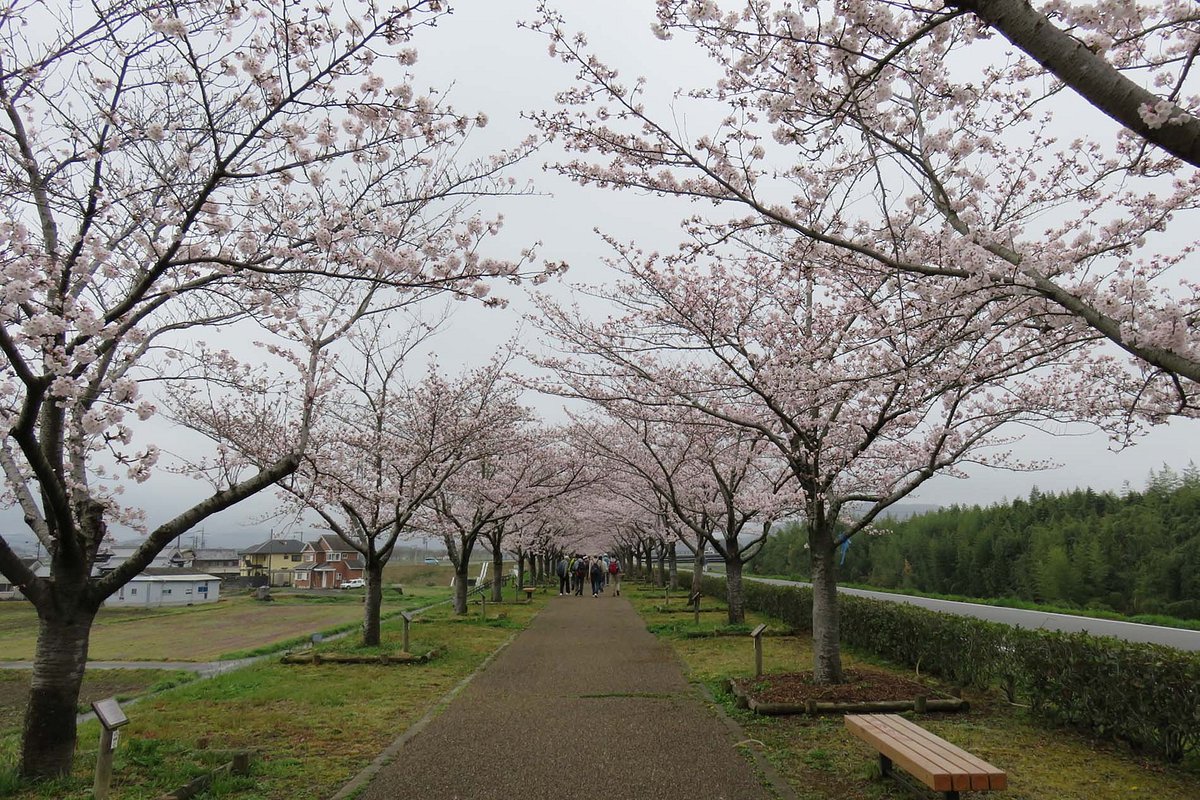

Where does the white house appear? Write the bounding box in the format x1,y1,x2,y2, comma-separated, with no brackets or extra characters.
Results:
104,568,221,608
0,557,48,600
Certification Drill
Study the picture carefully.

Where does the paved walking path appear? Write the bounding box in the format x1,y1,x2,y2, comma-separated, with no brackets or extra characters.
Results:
350,592,777,800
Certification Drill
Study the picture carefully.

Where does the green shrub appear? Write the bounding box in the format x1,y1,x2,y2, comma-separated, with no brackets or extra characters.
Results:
698,576,1200,761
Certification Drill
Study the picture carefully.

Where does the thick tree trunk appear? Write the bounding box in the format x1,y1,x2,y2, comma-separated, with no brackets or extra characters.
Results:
21,601,97,778
363,560,385,646
516,551,526,590
656,547,667,586
809,528,843,683
454,563,470,615
491,549,504,603
725,557,745,625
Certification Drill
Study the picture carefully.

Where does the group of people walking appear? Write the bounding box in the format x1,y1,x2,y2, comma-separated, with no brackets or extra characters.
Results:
556,554,621,598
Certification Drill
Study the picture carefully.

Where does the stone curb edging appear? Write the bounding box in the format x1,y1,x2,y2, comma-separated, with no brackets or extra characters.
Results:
696,681,799,800
326,627,525,800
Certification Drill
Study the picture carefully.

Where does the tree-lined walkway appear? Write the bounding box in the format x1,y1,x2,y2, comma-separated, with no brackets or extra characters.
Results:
349,594,776,800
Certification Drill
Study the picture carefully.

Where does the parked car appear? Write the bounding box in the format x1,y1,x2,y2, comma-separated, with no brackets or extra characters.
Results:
423,557,440,565
340,578,366,589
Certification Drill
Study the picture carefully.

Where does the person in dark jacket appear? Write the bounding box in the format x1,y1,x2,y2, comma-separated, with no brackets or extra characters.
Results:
589,556,605,597
573,556,587,596
556,556,569,596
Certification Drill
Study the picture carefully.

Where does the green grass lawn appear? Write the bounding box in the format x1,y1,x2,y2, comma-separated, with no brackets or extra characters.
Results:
624,580,1200,800
0,590,545,799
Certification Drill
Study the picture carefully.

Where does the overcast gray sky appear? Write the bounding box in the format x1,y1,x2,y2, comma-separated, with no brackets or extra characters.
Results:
6,0,1197,554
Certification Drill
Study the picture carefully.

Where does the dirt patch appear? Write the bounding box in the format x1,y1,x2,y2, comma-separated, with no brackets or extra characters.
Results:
0,669,194,735
732,668,945,705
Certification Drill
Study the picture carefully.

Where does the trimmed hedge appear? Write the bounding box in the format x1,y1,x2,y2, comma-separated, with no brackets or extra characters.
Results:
697,575,1200,761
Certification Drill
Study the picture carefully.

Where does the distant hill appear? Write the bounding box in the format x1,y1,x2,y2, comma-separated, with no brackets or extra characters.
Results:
874,503,942,521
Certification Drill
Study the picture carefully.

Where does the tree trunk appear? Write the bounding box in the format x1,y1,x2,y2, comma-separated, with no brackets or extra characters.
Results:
809,527,844,683
725,557,745,625
491,548,504,603
363,560,385,646
21,601,98,778
656,546,666,586
690,534,704,597
516,551,526,590
668,545,678,590
454,563,470,615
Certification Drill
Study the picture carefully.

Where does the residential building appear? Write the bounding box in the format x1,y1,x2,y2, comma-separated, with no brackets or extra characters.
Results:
94,539,179,574
239,538,306,586
292,534,365,589
175,548,240,580
104,568,221,608
0,557,48,600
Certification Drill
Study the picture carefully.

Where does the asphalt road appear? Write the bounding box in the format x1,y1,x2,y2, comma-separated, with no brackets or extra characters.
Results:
747,576,1200,651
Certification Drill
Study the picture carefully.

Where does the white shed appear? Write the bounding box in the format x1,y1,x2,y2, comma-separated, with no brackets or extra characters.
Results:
105,569,221,608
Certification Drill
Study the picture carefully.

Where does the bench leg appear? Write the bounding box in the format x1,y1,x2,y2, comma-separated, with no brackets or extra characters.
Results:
879,754,891,777
943,793,959,800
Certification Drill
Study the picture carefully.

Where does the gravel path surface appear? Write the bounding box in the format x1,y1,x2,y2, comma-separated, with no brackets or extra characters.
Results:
351,593,773,800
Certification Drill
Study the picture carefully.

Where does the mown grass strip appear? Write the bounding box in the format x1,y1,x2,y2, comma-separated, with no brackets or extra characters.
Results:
0,593,545,799
625,580,1200,800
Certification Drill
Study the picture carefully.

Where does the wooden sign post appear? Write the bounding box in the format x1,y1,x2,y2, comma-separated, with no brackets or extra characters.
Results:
400,611,413,653
91,697,129,800
750,624,768,677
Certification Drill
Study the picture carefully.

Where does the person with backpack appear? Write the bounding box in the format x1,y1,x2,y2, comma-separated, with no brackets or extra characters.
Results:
586,555,601,597
608,556,622,597
556,556,569,596
573,555,587,596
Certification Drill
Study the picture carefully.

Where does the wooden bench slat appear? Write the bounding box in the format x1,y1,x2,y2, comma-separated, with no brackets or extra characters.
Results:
847,714,966,790
845,713,1007,792
866,714,1005,790
856,714,1005,791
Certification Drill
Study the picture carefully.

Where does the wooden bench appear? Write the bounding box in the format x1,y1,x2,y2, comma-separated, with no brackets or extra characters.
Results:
522,587,536,602
845,713,1006,799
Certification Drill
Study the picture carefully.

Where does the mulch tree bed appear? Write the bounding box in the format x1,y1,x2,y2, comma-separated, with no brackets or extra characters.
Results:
728,668,968,716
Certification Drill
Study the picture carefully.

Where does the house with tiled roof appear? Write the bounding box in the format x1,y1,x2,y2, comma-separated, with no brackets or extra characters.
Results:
176,548,240,580
292,534,365,589
238,538,306,586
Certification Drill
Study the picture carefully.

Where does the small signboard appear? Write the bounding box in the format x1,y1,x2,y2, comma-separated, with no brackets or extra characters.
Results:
91,698,128,731
688,592,702,606
750,624,768,638
400,611,413,623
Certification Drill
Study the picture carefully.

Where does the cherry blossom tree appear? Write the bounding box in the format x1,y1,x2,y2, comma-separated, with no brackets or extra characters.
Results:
571,410,794,622
0,0,559,778
427,416,588,613
534,239,1090,682
529,1,1200,423
254,332,531,646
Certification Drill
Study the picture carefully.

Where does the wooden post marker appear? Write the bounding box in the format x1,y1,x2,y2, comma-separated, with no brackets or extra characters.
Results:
91,697,129,800
750,624,768,677
400,611,413,653
689,591,702,625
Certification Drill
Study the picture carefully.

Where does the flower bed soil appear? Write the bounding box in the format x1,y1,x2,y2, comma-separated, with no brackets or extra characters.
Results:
728,668,967,715
735,668,937,704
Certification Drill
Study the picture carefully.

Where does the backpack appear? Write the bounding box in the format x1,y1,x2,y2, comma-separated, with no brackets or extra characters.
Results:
608,560,619,575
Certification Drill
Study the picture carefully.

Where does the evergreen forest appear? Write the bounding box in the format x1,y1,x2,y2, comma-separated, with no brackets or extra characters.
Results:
749,465,1200,620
